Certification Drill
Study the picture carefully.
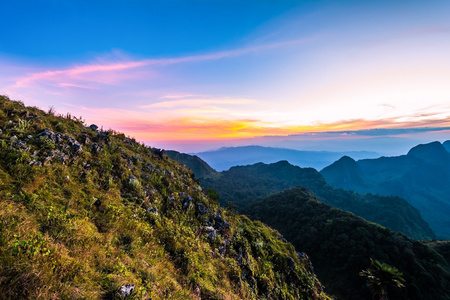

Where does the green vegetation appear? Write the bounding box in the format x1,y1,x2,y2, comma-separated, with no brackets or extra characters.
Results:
244,187,450,300
359,259,405,300
0,96,329,300
166,150,217,179
201,161,435,240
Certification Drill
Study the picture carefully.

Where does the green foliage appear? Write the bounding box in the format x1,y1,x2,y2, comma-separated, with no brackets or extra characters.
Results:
0,95,329,300
360,259,405,300
244,187,450,300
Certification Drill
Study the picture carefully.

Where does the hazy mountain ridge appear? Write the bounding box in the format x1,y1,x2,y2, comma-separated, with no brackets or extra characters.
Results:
200,160,435,240
0,95,329,299
194,145,380,171
321,141,450,239
244,187,450,300
166,150,217,179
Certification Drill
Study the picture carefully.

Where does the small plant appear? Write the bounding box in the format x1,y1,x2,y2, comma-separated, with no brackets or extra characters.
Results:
360,259,405,300
17,118,32,133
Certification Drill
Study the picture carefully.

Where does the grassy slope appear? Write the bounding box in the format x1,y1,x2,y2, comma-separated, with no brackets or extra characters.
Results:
0,96,329,300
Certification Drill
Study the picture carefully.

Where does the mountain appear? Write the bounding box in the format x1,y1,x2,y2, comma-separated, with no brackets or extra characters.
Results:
194,145,380,171
0,95,329,300
201,161,435,240
166,150,217,178
321,141,450,239
244,187,450,300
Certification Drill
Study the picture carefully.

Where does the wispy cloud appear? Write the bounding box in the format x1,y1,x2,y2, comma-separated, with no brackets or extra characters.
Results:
140,97,256,109
12,37,313,89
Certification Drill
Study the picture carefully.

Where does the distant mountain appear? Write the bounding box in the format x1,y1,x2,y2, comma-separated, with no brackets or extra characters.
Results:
321,141,450,239
201,161,435,240
194,145,380,171
244,187,450,300
166,150,217,178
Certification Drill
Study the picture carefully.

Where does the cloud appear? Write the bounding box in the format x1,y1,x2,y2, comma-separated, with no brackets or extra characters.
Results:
139,97,256,109
11,37,313,90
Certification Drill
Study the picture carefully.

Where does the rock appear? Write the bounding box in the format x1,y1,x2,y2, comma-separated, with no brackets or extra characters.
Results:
98,131,109,139
165,169,172,176
10,135,18,142
278,234,287,243
195,203,208,215
119,284,135,298
182,196,192,210
89,124,98,131
212,213,230,233
79,133,90,145
207,229,217,240
146,207,158,215
38,128,56,141
91,142,102,154
0,128,2,135
66,136,82,153
26,135,32,139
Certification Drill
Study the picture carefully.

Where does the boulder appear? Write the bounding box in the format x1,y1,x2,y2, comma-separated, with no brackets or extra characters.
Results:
89,124,98,131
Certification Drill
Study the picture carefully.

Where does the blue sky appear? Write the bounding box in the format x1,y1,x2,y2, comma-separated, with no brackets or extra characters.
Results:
1,0,450,152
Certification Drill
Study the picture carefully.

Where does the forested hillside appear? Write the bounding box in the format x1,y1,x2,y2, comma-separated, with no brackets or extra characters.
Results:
245,187,450,300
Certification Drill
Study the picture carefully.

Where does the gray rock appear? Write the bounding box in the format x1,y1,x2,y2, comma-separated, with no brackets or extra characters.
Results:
146,207,158,215
98,131,109,139
182,196,192,210
79,133,90,145
119,284,135,298
89,124,98,131
91,142,102,154
38,128,56,141
195,203,208,215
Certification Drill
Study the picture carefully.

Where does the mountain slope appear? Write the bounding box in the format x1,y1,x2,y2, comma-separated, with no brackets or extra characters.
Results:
194,145,379,171
321,141,450,239
244,187,450,300
201,161,435,240
0,95,329,300
166,150,217,179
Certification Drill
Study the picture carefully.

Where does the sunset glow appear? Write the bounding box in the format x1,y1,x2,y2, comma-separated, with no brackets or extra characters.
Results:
1,0,450,152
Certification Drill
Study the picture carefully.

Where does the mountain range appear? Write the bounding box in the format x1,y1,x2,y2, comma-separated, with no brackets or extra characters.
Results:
321,141,450,239
199,160,434,240
193,145,379,171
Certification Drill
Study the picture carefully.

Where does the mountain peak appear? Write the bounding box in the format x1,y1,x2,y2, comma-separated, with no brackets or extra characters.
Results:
442,140,450,153
407,141,450,163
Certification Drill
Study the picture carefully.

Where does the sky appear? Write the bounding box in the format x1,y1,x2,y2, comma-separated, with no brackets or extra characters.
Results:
1,0,450,153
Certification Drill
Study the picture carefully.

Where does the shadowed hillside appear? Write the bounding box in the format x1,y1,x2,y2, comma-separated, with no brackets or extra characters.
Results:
321,141,450,239
244,187,450,300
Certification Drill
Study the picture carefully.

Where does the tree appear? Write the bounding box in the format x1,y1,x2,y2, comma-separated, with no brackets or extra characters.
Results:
360,259,405,300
